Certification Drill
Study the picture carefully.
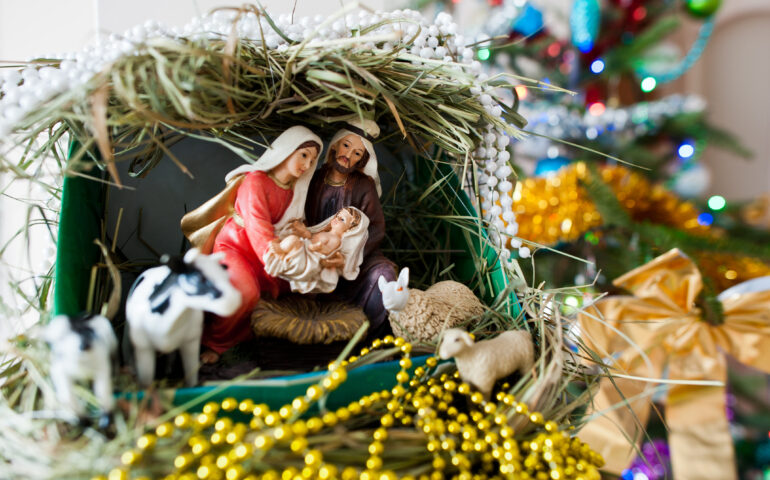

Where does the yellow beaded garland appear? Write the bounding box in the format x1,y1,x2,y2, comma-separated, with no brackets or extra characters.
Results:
111,338,604,480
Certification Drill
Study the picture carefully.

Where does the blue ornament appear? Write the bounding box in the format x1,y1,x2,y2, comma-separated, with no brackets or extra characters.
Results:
570,0,600,53
512,3,545,37
534,156,571,176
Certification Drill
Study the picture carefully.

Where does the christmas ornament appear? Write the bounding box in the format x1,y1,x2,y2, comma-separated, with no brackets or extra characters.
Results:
512,3,545,37
622,440,672,480
670,162,712,198
684,0,722,18
634,17,715,84
578,250,770,479
533,156,571,176
637,42,683,78
570,0,600,52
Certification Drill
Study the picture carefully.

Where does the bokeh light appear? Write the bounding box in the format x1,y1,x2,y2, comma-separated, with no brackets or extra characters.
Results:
697,212,714,226
641,76,657,92
588,102,606,116
678,143,695,158
708,195,726,211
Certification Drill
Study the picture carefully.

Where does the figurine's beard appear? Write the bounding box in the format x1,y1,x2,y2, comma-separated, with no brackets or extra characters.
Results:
331,156,356,175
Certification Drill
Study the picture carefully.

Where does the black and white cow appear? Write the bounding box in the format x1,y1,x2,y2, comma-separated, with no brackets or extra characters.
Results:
126,248,241,387
43,313,118,417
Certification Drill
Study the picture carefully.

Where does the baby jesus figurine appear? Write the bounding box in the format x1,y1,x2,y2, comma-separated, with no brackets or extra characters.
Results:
263,207,369,294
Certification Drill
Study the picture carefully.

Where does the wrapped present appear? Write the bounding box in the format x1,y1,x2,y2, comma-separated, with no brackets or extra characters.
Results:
577,249,770,480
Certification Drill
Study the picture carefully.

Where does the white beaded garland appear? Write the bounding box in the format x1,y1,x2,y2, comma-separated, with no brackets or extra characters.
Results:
497,180,514,193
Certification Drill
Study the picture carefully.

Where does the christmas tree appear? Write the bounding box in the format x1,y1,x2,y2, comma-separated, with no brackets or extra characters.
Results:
414,0,770,478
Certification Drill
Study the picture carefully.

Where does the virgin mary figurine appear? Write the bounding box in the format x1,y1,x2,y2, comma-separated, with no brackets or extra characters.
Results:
181,125,323,362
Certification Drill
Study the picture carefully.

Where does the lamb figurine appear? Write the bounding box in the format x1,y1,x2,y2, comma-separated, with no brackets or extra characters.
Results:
126,248,241,387
378,268,486,343
43,313,118,420
438,328,534,400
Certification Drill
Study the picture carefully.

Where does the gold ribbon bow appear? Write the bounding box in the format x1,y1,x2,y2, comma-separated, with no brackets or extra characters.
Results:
577,249,770,480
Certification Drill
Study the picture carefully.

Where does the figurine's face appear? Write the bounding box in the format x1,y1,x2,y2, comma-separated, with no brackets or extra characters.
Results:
285,146,318,179
333,134,366,170
330,208,355,233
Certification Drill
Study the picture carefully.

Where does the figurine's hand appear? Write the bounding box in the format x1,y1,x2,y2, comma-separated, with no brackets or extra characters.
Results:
269,238,282,253
290,220,311,239
320,252,345,269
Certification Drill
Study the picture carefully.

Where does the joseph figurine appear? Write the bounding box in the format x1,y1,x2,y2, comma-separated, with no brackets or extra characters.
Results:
298,119,397,339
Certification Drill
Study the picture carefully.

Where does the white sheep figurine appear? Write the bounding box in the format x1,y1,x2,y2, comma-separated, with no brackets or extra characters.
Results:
377,268,485,342
43,313,118,419
126,248,241,387
438,328,534,400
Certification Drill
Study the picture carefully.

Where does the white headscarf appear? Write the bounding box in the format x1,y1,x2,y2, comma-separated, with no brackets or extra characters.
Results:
224,125,323,230
326,118,382,196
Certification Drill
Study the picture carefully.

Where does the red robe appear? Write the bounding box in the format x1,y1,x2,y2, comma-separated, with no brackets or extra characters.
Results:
202,171,292,354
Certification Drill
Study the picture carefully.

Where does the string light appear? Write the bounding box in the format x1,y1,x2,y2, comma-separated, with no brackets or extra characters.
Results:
640,76,657,92
588,102,606,116
477,48,491,61
708,195,727,211
590,59,605,74
547,146,559,158
547,42,561,57
515,85,528,100
697,212,714,226
678,142,695,158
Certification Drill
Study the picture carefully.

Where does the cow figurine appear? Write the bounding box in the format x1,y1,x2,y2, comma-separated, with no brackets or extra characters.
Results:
126,248,241,387
43,313,118,420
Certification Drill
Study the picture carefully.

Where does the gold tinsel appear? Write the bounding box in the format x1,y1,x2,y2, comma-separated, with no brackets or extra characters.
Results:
505,162,770,289
693,252,770,293
509,162,708,245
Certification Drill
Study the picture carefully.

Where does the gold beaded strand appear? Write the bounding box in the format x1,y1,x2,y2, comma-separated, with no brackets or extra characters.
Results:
103,336,604,480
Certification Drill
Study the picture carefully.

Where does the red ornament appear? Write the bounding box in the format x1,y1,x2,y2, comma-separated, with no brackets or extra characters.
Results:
584,84,603,105
488,0,503,5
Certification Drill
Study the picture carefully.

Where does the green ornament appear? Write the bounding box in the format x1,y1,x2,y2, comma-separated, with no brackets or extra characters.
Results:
684,0,721,18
